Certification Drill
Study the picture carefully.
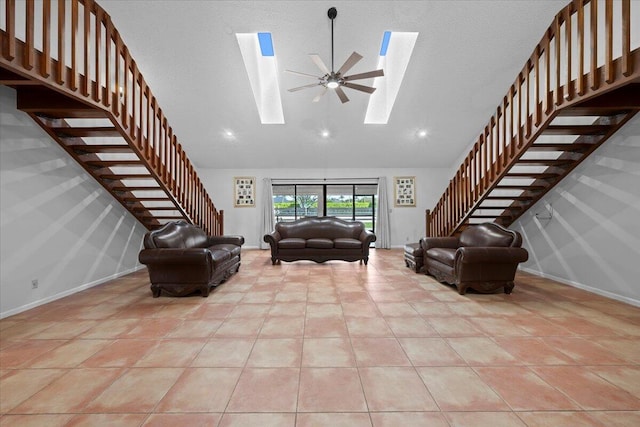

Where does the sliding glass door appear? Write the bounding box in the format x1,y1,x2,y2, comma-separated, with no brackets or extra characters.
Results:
272,183,377,232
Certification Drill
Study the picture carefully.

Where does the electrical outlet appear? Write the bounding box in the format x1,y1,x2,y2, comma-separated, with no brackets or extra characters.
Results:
31,279,38,289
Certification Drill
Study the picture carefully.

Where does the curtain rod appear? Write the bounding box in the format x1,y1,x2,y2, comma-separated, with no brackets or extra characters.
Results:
271,178,379,182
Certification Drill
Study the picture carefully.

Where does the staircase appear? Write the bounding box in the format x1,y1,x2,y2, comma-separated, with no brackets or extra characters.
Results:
427,0,640,237
1,0,223,234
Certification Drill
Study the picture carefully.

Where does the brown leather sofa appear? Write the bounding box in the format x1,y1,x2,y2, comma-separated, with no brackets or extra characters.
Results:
264,216,376,265
139,221,244,297
421,223,528,295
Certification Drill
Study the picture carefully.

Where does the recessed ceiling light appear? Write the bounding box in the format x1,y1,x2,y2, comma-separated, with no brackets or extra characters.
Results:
321,130,331,138
223,129,236,140
417,129,428,138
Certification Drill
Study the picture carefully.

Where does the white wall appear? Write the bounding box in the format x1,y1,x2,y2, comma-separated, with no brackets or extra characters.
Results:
513,114,640,306
0,86,148,318
197,167,451,249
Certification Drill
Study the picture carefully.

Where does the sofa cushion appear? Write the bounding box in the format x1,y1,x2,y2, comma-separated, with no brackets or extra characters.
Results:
209,243,241,257
277,217,363,240
209,248,231,267
334,238,362,249
278,238,307,249
306,238,334,249
425,247,456,266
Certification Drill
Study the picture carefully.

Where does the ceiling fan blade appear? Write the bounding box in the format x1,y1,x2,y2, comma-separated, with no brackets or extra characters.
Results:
312,87,328,103
343,82,377,94
309,54,330,75
336,51,363,76
343,69,384,81
288,82,322,92
334,86,350,103
286,69,322,79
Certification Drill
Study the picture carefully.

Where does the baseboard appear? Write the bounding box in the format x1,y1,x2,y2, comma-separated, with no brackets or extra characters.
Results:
520,267,640,308
0,265,146,319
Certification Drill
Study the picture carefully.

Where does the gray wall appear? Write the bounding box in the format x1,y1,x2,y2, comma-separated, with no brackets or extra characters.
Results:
0,86,148,318
513,114,640,306
197,167,452,249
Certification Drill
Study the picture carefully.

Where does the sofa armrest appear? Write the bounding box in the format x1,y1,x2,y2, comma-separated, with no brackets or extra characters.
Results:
358,230,377,246
207,235,245,247
263,231,281,246
421,237,459,252
139,248,212,266
455,247,529,265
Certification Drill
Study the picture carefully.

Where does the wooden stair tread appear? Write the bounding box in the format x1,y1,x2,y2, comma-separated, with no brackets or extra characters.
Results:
100,173,153,180
486,195,534,200
528,143,594,152
52,126,120,137
504,172,561,178
543,124,611,135
477,206,522,210
132,206,179,212
140,215,185,219
111,186,162,192
494,184,548,191
67,144,134,153
122,197,171,201
469,214,513,219
85,160,143,167
36,110,108,119
515,159,574,166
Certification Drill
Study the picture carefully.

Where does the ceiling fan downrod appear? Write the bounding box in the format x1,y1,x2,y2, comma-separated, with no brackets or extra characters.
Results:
285,6,384,103
328,7,337,72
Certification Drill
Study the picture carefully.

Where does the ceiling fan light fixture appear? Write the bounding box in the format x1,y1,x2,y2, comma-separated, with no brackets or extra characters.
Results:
286,8,382,104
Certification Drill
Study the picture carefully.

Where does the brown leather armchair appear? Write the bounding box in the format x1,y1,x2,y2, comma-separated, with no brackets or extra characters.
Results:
139,221,244,297
421,223,528,295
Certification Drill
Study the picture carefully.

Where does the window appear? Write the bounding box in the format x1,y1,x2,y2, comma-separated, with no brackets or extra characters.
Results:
272,182,377,232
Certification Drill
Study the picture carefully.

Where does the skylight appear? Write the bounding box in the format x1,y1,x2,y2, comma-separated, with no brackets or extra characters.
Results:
236,32,285,124
364,31,418,124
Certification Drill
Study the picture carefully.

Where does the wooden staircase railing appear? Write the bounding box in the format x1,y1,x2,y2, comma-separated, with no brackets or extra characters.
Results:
427,0,639,237
0,0,223,235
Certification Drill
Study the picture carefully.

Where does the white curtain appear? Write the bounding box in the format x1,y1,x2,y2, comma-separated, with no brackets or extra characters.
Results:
375,176,391,248
260,178,275,249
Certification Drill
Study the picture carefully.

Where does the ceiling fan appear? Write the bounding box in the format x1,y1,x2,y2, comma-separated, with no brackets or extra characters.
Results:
286,7,384,103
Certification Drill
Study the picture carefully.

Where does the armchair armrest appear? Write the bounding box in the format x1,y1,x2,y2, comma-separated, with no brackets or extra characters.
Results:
421,237,459,251
263,231,282,247
455,247,529,265
207,235,245,247
139,247,212,266
358,229,377,246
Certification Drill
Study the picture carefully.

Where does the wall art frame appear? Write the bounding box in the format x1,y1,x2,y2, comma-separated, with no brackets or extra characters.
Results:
394,176,416,207
234,176,255,207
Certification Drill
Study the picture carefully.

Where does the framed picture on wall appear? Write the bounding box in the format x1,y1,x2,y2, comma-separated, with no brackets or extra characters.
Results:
234,177,255,207
394,176,416,207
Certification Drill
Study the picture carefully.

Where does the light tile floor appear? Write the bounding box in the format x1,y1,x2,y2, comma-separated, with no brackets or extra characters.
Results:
1,249,640,426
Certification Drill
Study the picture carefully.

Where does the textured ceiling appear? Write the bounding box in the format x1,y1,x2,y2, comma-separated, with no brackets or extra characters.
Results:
99,0,567,169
